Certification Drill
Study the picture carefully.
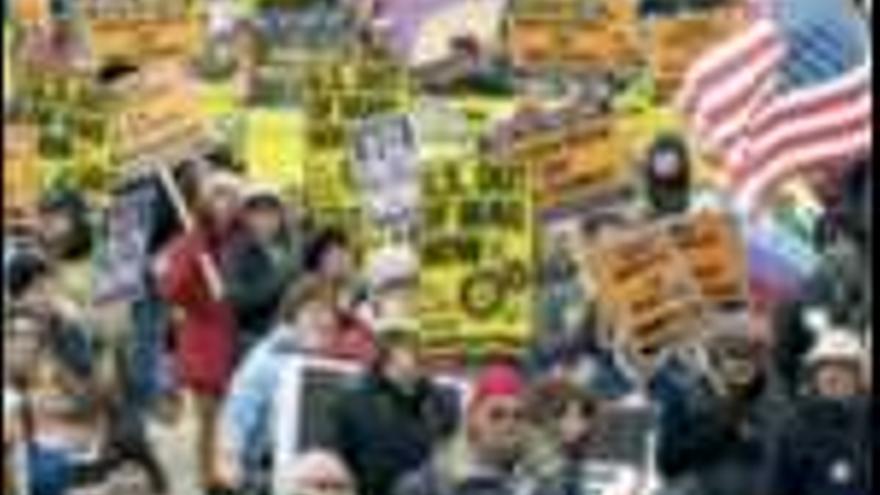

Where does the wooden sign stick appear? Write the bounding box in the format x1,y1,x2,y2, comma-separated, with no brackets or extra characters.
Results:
155,163,225,301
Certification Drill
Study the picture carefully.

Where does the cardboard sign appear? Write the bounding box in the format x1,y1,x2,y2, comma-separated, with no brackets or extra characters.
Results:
586,224,705,365
647,9,746,99
512,113,634,212
3,124,41,218
664,210,747,308
419,157,533,362
92,182,154,304
82,0,204,63
351,113,420,231
110,61,210,166
508,0,641,70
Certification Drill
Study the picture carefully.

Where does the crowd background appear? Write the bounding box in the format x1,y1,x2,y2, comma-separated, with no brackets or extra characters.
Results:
2,0,873,495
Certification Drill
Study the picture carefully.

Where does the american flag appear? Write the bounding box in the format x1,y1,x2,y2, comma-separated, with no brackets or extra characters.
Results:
676,0,872,219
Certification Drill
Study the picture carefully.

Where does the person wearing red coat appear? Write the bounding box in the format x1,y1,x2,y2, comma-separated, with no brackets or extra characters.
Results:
155,170,242,494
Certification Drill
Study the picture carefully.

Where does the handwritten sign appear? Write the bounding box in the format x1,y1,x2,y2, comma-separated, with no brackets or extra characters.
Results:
586,224,705,367
508,0,642,71
665,210,747,309
3,124,41,218
419,157,533,364
510,113,634,212
647,9,746,99
110,61,210,166
82,0,204,63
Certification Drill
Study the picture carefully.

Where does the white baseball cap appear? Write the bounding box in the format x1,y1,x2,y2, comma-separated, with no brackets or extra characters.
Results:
366,245,418,291
805,329,865,368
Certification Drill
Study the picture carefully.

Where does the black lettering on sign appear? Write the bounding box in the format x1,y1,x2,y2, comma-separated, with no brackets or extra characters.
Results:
476,165,525,192
423,204,448,229
459,199,525,230
422,234,482,265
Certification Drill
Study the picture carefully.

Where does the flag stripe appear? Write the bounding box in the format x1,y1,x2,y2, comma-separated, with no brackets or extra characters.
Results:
692,44,785,136
731,108,872,188
750,64,870,136
749,93,872,162
677,21,779,115
735,128,872,216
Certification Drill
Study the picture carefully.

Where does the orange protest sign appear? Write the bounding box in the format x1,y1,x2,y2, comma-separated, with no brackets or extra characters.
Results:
513,113,634,211
665,210,747,308
13,0,49,24
647,9,746,99
4,124,41,218
82,0,204,63
110,61,209,166
586,223,706,364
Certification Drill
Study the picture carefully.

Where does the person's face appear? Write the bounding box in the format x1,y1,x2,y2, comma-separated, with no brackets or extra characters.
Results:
40,210,73,249
320,245,352,281
298,299,338,338
202,184,240,223
815,362,860,399
385,344,421,386
246,206,283,241
469,396,527,465
4,317,44,378
557,402,594,452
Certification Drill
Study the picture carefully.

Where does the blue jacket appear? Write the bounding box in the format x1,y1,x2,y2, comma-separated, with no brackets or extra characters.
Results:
219,328,301,485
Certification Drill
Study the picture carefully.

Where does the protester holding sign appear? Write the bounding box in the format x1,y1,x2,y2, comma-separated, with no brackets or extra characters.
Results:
222,183,301,358
155,170,242,493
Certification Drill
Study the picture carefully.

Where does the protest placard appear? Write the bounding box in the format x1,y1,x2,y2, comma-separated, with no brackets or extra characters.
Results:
507,0,642,71
82,0,204,63
511,112,635,214
109,61,211,167
586,223,706,367
646,8,746,99
419,156,534,363
3,124,41,218
664,210,747,309
351,112,420,233
92,182,155,304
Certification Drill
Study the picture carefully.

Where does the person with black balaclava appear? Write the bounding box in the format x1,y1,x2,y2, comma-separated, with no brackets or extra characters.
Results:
642,134,691,218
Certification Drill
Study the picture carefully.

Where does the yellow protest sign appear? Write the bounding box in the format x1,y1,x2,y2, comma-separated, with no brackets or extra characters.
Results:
419,157,534,363
665,210,747,308
110,61,210,166
586,223,705,366
244,109,305,188
82,0,204,63
4,124,41,218
647,8,746,100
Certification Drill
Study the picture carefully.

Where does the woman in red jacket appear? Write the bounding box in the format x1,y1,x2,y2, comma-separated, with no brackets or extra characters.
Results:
155,169,242,494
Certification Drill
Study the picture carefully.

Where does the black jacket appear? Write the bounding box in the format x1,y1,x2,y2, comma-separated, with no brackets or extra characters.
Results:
765,396,871,495
655,375,784,495
329,373,459,495
221,232,299,344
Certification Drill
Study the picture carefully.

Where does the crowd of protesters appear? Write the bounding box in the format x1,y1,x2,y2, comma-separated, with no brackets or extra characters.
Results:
2,153,872,495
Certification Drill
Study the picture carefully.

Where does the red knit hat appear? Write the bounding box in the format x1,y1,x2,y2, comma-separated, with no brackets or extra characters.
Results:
468,363,526,414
